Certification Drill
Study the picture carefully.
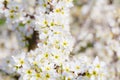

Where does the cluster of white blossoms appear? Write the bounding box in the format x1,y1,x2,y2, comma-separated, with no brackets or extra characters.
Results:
0,0,37,47
0,0,108,80
12,50,107,80
73,0,120,79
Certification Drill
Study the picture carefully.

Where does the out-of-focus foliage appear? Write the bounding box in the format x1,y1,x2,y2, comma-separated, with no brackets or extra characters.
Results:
0,18,6,26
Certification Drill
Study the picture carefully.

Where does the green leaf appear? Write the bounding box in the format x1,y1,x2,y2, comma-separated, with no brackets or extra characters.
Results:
19,22,25,27
0,18,6,26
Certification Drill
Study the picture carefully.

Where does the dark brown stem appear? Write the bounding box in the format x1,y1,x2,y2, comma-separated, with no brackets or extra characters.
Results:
27,30,39,51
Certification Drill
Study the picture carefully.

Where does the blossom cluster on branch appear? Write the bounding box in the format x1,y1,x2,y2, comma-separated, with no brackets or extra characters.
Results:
0,0,107,80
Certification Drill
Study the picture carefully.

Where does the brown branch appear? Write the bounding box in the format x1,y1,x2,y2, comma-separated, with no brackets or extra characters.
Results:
26,30,39,51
